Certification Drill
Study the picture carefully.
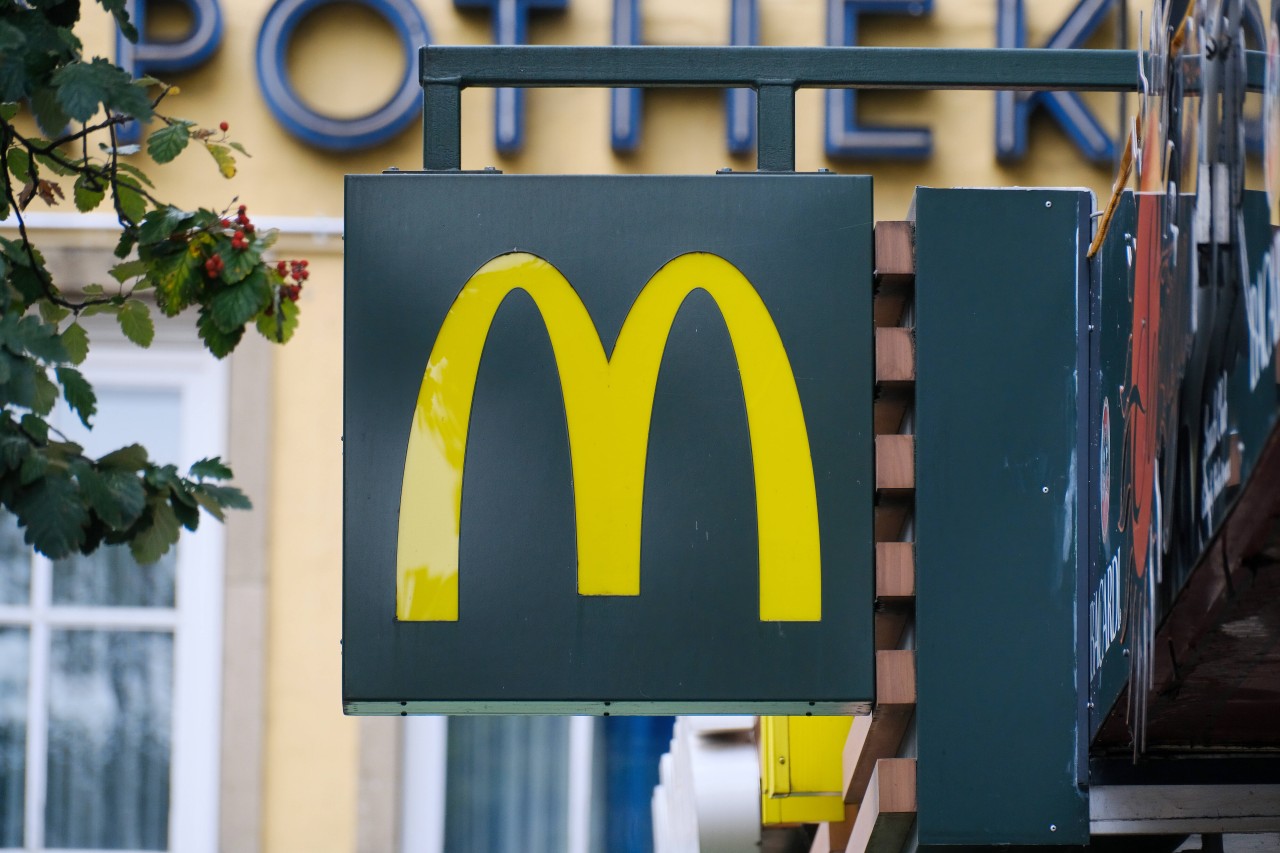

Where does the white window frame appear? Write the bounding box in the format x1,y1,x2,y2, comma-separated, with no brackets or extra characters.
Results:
0,344,227,853
400,716,597,853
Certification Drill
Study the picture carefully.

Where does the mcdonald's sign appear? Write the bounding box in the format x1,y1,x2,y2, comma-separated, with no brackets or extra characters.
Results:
343,174,875,714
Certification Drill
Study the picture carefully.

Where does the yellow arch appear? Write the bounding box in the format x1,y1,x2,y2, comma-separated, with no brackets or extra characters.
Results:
397,252,821,621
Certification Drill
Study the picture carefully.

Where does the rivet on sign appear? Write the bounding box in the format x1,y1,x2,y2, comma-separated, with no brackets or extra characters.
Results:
1050,824,1058,832
1045,200,1053,207
1042,486,1049,493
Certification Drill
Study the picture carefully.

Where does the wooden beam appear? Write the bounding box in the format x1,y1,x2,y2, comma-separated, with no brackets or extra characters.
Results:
843,651,915,805
874,222,915,285
875,328,915,384
875,435,915,493
845,759,917,853
873,221,915,328
876,542,914,603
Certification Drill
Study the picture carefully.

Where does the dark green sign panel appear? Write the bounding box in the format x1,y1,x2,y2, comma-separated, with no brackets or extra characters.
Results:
343,174,875,714
915,188,1091,847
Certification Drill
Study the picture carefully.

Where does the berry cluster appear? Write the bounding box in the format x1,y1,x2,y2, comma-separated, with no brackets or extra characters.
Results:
230,203,255,251
275,259,308,303
204,253,224,278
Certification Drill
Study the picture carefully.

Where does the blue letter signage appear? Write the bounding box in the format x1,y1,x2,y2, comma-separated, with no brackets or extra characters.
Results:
116,0,223,143
256,0,430,150
995,0,1115,165
611,0,758,155
456,0,568,154
824,0,932,159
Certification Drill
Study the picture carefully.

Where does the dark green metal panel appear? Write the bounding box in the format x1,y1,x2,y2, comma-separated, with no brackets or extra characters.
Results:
343,173,875,715
915,188,1090,845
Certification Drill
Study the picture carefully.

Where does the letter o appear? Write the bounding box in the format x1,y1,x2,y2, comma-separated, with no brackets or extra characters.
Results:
256,0,429,150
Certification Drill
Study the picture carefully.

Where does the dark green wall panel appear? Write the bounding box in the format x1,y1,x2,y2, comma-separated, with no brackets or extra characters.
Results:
915,188,1090,845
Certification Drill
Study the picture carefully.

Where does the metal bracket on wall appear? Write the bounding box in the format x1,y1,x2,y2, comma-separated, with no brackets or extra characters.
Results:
417,45,1267,172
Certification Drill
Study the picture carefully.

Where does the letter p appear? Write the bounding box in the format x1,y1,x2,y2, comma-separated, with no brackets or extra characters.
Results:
116,0,224,144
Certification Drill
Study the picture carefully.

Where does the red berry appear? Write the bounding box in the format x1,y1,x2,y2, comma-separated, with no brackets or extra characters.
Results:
219,121,229,132
221,218,232,228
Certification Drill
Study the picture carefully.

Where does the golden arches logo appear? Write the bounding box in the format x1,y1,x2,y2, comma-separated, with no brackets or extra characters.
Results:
397,252,821,622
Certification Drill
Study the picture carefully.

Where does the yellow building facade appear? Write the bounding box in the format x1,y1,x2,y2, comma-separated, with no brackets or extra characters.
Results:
4,0,1195,850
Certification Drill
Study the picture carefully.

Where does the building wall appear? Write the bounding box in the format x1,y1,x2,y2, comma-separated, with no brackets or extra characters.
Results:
27,0,1169,850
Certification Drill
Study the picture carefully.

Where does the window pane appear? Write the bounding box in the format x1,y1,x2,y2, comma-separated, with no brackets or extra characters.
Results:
445,716,570,853
0,512,30,606
53,545,176,609
0,628,28,847
45,630,172,851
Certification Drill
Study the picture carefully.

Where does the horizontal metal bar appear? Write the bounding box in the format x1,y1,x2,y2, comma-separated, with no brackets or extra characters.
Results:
421,46,1144,92
420,45,1267,94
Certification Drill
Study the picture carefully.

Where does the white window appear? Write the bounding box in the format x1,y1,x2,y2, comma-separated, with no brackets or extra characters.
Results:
400,716,600,853
0,344,227,852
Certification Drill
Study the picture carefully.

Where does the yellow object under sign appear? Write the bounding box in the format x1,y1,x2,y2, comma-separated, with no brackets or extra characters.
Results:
759,715,852,824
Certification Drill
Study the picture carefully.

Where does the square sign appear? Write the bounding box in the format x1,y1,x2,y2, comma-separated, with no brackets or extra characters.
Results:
343,174,874,714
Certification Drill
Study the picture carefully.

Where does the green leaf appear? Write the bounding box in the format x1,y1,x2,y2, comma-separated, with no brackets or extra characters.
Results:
6,148,31,184
12,315,69,362
170,488,200,531
98,443,147,471
196,305,243,358
191,487,224,521
255,295,300,344
73,173,106,212
19,450,47,484
8,264,44,305
114,177,147,222
220,240,262,285
210,268,269,333
35,153,77,177
78,465,145,529
59,321,88,364
114,228,136,259
100,0,137,41
189,456,232,480
128,498,179,564
52,57,153,123
38,300,69,324
109,258,148,283
54,366,95,427
0,430,30,472
257,228,279,250
14,470,87,559
115,161,155,188
0,103,19,121
116,299,153,347
31,370,57,415
198,483,251,511
81,283,105,296
146,122,190,164
206,143,236,178
227,141,251,157
137,206,189,245
29,87,70,137
150,246,201,315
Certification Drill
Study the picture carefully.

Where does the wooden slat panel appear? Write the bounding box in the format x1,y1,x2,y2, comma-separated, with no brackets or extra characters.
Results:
876,542,914,603
873,389,911,436
843,652,915,804
845,759,917,853
875,328,915,384
874,221,915,284
875,435,915,493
